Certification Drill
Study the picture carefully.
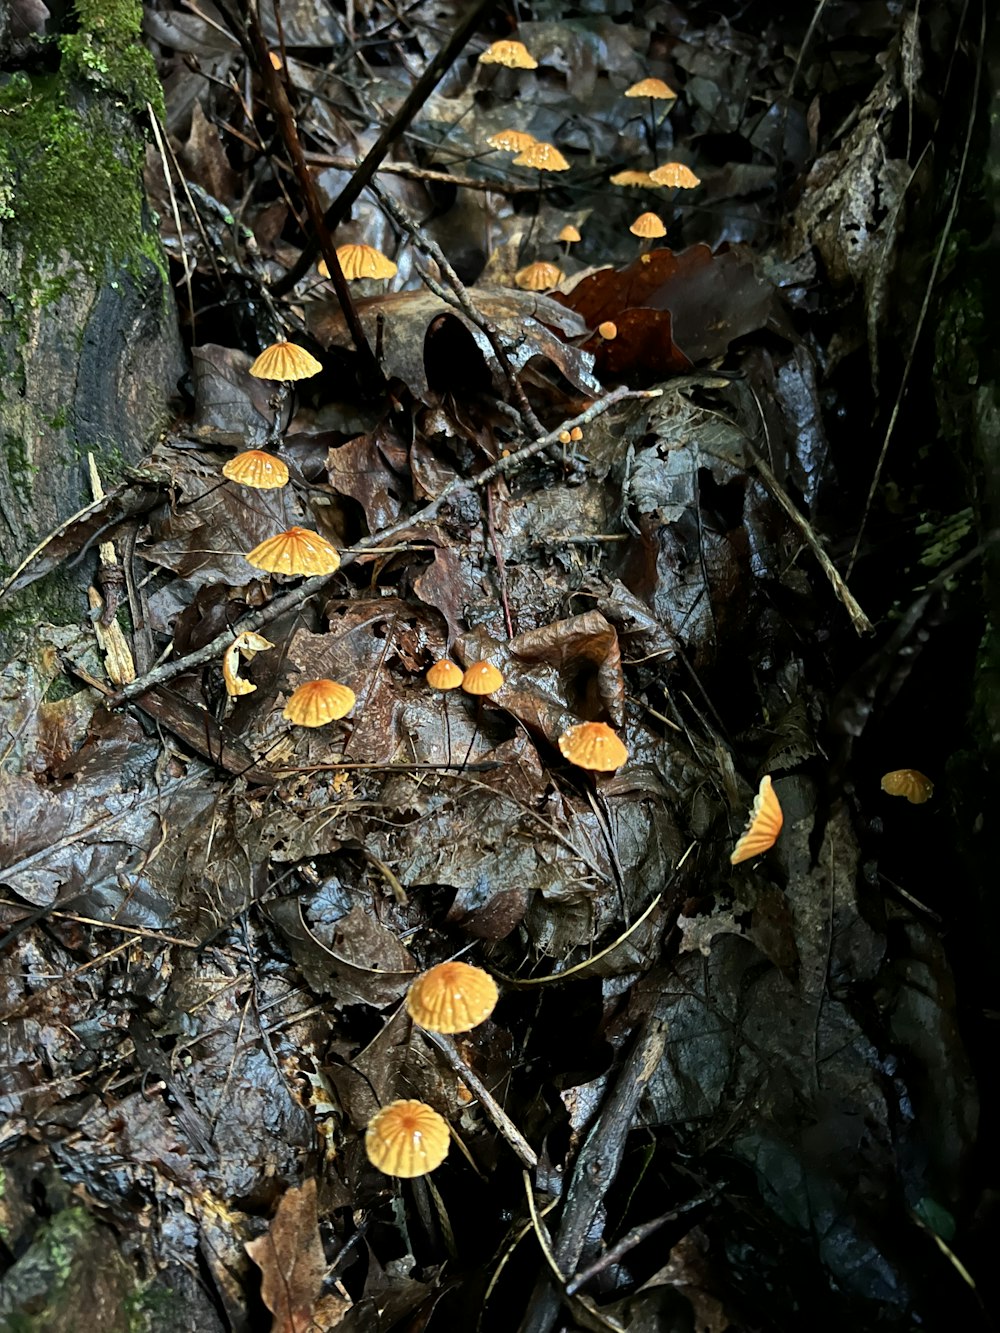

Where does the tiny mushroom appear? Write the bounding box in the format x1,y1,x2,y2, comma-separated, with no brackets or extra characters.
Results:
609,169,663,189
248,340,323,381
598,321,618,341
512,141,570,173
283,679,356,727
478,39,537,69
624,77,677,100
557,223,582,244
406,961,499,1033
486,128,538,153
514,261,564,291
730,775,783,864
328,244,398,281
648,161,701,189
881,769,934,804
222,449,289,490
462,661,504,695
365,1100,450,1178
426,659,465,691
558,721,629,772
630,211,667,239
245,526,341,577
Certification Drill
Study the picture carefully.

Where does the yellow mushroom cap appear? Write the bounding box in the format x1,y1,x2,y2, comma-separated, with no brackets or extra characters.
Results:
333,244,398,281
406,961,499,1033
365,1100,450,1178
426,660,465,691
248,341,323,381
598,321,618,340
880,769,934,804
514,261,564,291
558,721,629,772
478,39,537,69
462,661,504,695
283,679,356,726
648,161,701,189
268,50,283,71
624,77,677,99
557,224,582,243
609,169,663,188
486,128,538,153
512,141,570,172
630,211,667,239
730,775,784,864
222,449,290,490
245,526,341,576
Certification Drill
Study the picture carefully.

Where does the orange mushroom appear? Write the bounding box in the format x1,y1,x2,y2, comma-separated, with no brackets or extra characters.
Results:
486,128,538,154
222,449,289,490
648,162,701,189
514,261,564,292
630,211,667,239
462,661,504,695
624,77,677,100
478,39,537,70
283,679,356,727
365,1100,450,1178
557,223,581,244
558,721,628,772
512,141,570,173
248,341,322,381
609,169,663,189
406,961,499,1033
880,769,934,804
730,775,783,864
426,660,464,691
328,244,397,281
245,526,340,577
598,321,618,341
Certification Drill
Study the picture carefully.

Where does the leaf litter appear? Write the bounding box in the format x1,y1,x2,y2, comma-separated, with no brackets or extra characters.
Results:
0,1,987,1331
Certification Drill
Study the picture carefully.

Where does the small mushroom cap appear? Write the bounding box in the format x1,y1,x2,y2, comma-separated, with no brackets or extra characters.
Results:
880,769,934,804
246,526,341,576
609,169,663,188
557,224,582,243
283,679,356,726
624,77,677,99
648,161,701,189
406,961,499,1033
462,660,504,695
512,141,570,172
268,50,283,70
365,1100,450,1178
486,128,538,153
222,449,290,489
426,659,465,691
730,775,783,864
478,39,537,69
598,321,618,340
248,341,323,381
514,261,564,291
630,211,667,239
332,244,398,281
558,721,629,772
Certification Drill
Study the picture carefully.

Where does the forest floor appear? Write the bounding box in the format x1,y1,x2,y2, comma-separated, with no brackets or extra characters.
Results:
0,1,995,1330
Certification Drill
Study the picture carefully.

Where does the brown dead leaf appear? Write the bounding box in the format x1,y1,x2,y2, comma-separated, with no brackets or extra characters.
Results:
246,1178,350,1332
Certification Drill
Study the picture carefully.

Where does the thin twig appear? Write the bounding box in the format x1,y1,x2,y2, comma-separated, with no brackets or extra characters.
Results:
109,386,659,706
304,151,535,195
425,1030,537,1170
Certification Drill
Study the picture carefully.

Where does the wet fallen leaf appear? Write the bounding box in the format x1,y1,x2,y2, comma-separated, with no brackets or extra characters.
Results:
246,1179,351,1332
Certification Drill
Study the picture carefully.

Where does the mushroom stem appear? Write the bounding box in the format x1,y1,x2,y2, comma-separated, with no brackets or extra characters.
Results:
266,382,292,445
647,97,658,168
461,698,483,770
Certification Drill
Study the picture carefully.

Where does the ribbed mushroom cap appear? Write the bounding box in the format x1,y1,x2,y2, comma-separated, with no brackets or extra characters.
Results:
609,169,662,188
330,244,398,280
245,526,341,576
222,450,289,490
512,141,570,172
558,721,628,772
630,211,667,238
426,660,464,691
730,775,783,864
648,161,701,188
462,661,504,695
486,128,538,153
478,39,537,69
557,224,582,243
283,679,356,727
406,961,499,1033
880,769,934,804
365,1100,450,1178
624,77,677,99
248,341,323,381
514,261,564,291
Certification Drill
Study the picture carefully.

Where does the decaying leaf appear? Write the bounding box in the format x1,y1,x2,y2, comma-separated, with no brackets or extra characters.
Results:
245,1179,351,1332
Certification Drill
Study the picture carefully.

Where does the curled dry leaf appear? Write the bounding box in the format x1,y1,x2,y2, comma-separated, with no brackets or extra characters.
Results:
222,631,274,697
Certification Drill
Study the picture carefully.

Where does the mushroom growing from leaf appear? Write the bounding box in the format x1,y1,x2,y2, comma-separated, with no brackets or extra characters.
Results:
246,526,340,577
624,77,678,166
222,449,289,490
248,341,322,381
283,679,356,727
881,769,934,804
221,631,274,697
514,261,564,291
365,1100,450,1178
558,721,628,772
406,961,499,1033
730,775,783,864
478,39,537,69
327,244,397,281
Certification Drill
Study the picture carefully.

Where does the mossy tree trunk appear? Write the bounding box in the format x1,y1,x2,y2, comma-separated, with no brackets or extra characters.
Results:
0,0,183,639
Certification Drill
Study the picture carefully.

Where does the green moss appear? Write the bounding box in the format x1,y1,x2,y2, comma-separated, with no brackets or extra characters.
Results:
0,573,83,655
59,0,165,117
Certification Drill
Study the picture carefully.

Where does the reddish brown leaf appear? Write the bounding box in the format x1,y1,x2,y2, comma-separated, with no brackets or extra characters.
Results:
245,1179,350,1333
